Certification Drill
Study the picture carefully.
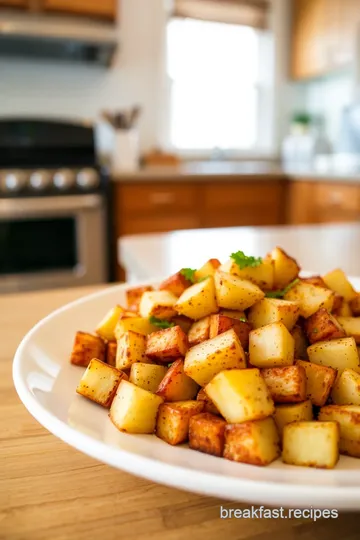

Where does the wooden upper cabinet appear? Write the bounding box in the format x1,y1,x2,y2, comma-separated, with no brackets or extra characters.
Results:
42,0,117,20
0,0,29,6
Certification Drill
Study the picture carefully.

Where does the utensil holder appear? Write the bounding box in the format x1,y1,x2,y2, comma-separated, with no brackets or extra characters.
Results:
112,129,139,173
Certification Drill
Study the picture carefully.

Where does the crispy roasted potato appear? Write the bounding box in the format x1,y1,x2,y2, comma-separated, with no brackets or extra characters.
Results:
106,341,117,367
139,290,178,320
334,300,353,317
307,336,360,373
129,363,167,393
300,275,327,288
205,368,274,423
126,285,154,312
188,316,211,347
175,276,218,320
214,270,264,310
282,421,339,469
219,259,274,290
156,401,204,445
350,294,360,316
323,269,357,303
249,322,294,368
114,316,156,339
284,282,334,319
184,329,246,386
337,317,360,344
209,314,251,349
274,400,313,437
194,258,221,281
331,369,360,406
260,365,306,403
96,305,125,341
196,388,221,415
248,298,300,331
189,413,227,457
110,380,163,434
224,418,280,466
219,309,246,320
269,247,300,289
76,358,126,407
291,325,309,360
146,325,188,362
304,308,346,344
156,358,199,401
171,315,193,334
295,359,337,407
159,271,192,297
332,293,344,314
70,331,105,367
116,330,147,370
319,405,360,458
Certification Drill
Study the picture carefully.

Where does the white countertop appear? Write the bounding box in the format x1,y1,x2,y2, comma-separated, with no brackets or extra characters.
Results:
119,223,360,282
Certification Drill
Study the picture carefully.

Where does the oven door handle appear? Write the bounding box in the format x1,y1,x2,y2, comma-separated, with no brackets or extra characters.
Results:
0,194,103,218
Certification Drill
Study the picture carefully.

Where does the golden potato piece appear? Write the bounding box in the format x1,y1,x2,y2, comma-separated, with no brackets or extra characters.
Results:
188,316,211,347
126,285,154,312
189,413,227,457
334,300,353,317
304,308,346,344
224,418,280,466
214,270,264,311
307,336,360,373
139,290,178,320
171,315,193,334
219,259,274,290
350,294,360,316
205,368,274,424
159,271,192,297
291,325,309,360
146,325,188,362
129,363,167,393
106,341,117,367
196,388,221,415
248,298,300,331
323,268,357,303
70,331,105,367
156,358,198,401
76,358,126,408
219,309,246,320
209,314,251,349
337,317,360,344
319,405,360,458
156,401,204,445
274,400,313,437
184,329,246,386
300,275,327,288
284,282,334,319
295,360,336,407
116,330,147,370
114,316,156,339
175,276,218,320
260,365,306,403
331,369,360,406
282,421,339,469
269,247,300,289
194,259,221,281
96,305,125,341
249,322,294,368
331,293,344,314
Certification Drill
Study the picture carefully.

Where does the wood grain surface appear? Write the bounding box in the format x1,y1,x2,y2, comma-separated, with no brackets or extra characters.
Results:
2,286,360,540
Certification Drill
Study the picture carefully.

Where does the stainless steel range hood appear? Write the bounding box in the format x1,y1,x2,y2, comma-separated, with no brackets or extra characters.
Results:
0,11,118,66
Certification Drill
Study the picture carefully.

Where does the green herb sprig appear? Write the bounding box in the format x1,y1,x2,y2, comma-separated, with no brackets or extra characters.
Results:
230,251,262,270
149,316,175,329
180,268,197,283
265,279,299,299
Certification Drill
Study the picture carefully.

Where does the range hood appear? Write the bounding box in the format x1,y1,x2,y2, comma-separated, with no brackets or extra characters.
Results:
0,11,118,66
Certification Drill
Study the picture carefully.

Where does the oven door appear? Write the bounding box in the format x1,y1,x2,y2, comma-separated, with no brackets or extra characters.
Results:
0,194,107,292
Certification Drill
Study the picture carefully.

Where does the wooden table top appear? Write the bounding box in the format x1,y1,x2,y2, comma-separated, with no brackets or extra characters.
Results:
2,285,360,540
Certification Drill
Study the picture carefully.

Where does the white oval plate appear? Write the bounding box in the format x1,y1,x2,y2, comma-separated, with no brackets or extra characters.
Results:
13,280,360,510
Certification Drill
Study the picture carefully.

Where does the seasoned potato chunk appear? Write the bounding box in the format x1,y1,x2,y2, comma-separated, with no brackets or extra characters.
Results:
304,308,345,344
219,309,246,320
116,330,147,370
70,331,105,367
129,363,167,393
205,368,274,423
337,317,360,344
209,314,251,349
194,258,221,281
260,365,306,403
175,276,218,320
249,322,294,368
146,325,188,362
159,271,192,297
284,282,334,319
126,285,154,311
350,294,360,316
323,269,357,302
248,298,300,331
282,421,339,469
224,418,280,466
219,259,274,290
114,316,156,339
214,270,264,310
307,336,360,373
96,305,125,341
106,341,117,367
110,380,163,434
188,316,211,347
139,290,178,320
295,360,336,407
331,293,344,314
291,325,308,360
274,400,313,437
269,247,300,289
197,388,221,415
76,358,126,407
171,315,193,334
331,369,360,406
319,405,360,458
156,401,204,445
300,275,327,288
189,413,226,457
184,329,246,386
156,359,199,401
335,300,353,317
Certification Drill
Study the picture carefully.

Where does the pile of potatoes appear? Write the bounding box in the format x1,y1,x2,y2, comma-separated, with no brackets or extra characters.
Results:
72,247,360,469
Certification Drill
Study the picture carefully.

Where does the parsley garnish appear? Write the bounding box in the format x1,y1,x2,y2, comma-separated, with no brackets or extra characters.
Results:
198,275,211,282
230,251,262,270
180,268,196,283
265,279,299,299
239,317,247,322
149,316,175,329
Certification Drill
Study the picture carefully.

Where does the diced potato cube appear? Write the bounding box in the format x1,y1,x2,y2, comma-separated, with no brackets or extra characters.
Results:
189,413,226,457
139,290,178,320
260,365,306,403
332,293,344,314
156,401,204,445
319,405,360,458
350,294,360,316
282,421,339,469
188,316,211,347
116,330,147,370
76,358,126,407
284,282,334,319
129,363,167,393
334,300,353,317
95,305,125,341
295,360,336,407
205,368,274,423
304,308,346,344
337,317,360,344
171,315,193,334
106,341,117,367
194,259,221,281
70,331,105,367
269,247,300,289
114,316,156,339
209,314,251,349
126,285,154,311
274,400,313,437
146,325,188,362
175,277,218,320
307,337,360,373
219,259,274,290
249,322,294,368
110,380,163,434
291,325,309,360
331,369,360,406
300,275,327,288
248,298,300,331
219,309,246,320
214,270,264,311
184,329,246,386
323,269,357,302
156,359,198,401
197,388,221,415
224,418,280,466
159,271,192,297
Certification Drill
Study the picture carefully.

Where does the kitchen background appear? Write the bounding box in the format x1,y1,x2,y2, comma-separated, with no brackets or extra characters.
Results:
1,0,360,292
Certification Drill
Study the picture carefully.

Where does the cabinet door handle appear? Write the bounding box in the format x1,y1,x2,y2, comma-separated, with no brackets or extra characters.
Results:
149,192,175,205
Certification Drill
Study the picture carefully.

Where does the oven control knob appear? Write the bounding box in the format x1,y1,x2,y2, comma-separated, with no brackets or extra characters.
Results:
53,169,75,190
76,168,100,189
1,171,27,192
30,170,52,190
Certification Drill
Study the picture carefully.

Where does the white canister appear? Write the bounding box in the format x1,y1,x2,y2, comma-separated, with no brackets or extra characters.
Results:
112,129,139,173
